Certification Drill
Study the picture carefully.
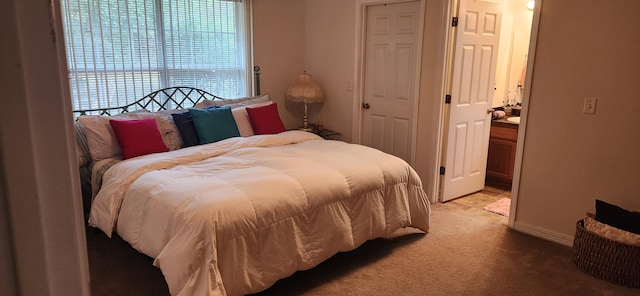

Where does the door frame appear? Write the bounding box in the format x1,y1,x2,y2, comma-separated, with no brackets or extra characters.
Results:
352,0,427,166
507,0,541,226
437,0,542,228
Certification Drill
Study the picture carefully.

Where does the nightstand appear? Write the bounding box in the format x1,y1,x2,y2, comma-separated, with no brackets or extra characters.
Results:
314,129,341,140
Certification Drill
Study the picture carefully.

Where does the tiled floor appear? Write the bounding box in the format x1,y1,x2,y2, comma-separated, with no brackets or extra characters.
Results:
445,186,512,222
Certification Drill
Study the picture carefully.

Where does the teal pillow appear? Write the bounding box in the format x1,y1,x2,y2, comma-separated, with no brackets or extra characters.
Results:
188,106,240,144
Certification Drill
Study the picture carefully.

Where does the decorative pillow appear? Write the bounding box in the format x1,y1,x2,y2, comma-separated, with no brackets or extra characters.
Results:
246,102,286,135
584,216,640,247
171,111,200,147
116,112,183,151
595,199,640,235
109,118,169,159
232,101,274,137
189,106,240,144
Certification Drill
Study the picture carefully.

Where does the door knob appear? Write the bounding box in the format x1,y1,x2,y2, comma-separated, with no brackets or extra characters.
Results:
362,103,370,109
487,108,493,114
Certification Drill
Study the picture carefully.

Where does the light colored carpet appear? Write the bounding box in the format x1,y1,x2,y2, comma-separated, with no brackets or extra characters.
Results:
482,197,511,217
254,188,637,295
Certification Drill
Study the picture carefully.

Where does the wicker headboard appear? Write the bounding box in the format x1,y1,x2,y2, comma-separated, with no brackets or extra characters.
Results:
73,66,262,116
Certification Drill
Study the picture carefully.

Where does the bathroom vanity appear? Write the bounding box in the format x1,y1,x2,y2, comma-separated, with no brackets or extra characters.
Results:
486,118,519,190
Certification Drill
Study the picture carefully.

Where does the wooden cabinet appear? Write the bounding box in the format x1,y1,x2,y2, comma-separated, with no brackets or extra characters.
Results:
486,121,518,190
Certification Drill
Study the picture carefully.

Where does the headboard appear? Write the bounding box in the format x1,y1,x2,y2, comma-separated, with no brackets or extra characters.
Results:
73,87,223,116
73,66,262,116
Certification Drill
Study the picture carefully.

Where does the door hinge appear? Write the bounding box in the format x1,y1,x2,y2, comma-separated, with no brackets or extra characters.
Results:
439,166,446,175
445,94,451,104
452,17,458,27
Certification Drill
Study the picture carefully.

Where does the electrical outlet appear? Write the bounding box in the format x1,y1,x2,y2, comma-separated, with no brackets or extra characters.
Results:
583,97,597,114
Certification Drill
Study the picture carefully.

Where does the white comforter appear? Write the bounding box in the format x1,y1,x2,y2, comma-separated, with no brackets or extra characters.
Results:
89,131,430,296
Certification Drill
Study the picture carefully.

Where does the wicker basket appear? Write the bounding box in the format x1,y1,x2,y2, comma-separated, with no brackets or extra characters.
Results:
573,219,640,287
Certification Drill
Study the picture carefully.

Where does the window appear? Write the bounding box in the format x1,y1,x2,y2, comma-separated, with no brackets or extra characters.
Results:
60,0,248,112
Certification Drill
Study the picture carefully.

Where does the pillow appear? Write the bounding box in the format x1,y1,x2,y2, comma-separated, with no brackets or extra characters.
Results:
77,115,124,161
117,112,183,151
189,106,240,144
595,199,640,235
584,216,640,247
171,111,200,147
109,118,169,159
196,94,271,109
217,94,271,108
246,102,286,135
232,101,274,137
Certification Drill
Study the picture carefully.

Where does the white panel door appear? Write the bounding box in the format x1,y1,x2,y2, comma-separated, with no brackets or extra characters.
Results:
362,1,420,164
442,0,502,201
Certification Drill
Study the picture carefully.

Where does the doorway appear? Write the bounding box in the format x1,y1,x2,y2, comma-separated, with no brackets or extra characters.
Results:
440,0,535,203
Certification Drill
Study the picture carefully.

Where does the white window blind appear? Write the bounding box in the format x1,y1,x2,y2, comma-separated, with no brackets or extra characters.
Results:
60,0,248,112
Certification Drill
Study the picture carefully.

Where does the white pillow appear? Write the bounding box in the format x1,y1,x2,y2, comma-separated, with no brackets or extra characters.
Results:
195,94,271,109
232,101,273,137
77,115,122,162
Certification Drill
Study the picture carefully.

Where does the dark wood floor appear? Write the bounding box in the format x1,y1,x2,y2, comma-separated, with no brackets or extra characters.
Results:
86,227,170,296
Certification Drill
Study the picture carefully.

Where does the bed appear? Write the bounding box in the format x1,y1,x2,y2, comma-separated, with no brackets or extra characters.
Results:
74,83,431,295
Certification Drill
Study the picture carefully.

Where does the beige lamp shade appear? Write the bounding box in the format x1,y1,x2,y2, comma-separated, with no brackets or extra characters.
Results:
286,72,323,132
285,73,324,103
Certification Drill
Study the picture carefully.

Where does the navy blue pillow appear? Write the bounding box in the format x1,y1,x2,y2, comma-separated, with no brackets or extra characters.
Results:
595,199,640,235
171,111,200,147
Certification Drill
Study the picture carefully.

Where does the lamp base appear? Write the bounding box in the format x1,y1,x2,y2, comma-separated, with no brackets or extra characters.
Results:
299,126,314,132
299,101,315,132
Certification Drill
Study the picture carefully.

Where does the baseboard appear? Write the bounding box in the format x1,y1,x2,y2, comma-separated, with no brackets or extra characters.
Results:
513,221,574,247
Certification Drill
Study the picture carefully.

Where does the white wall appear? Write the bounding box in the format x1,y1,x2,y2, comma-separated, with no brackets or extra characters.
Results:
253,0,358,142
304,0,357,142
251,0,306,129
0,0,90,294
514,0,640,240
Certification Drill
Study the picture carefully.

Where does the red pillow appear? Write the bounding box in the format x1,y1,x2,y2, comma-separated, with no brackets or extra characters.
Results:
246,103,286,134
109,118,168,159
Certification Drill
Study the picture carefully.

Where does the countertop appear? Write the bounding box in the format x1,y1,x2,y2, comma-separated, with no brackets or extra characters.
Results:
492,117,520,127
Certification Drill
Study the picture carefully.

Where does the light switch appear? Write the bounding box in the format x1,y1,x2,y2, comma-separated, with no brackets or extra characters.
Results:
583,97,597,114
346,80,354,91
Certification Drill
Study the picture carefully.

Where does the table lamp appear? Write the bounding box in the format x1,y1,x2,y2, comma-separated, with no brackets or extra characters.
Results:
285,72,323,132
